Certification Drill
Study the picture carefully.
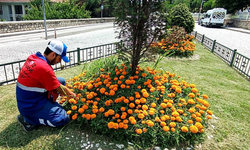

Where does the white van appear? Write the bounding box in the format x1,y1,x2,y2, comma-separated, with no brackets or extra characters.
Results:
200,8,227,27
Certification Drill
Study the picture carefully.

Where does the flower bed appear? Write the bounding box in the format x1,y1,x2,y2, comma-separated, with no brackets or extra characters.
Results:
151,26,196,58
60,60,212,148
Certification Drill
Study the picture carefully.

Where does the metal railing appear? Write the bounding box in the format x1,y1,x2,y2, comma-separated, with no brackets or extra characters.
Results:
0,42,119,85
192,31,250,79
1,33,250,85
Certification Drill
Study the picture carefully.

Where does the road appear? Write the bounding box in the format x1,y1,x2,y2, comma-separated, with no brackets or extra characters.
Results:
194,23,250,58
0,22,119,64
1,22,250,65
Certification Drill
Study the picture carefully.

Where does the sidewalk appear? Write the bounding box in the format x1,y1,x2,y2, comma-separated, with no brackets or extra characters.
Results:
223,26,250,34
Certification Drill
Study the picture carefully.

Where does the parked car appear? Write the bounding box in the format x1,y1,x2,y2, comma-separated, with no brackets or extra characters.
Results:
200,8,227,27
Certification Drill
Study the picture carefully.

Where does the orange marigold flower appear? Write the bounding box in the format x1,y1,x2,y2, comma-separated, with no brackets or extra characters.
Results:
207,115,212,119
120,84,126,89
142,105,148,110
108,109,115,115
72,114,78,120
78,108,84,113
160,122,166,127
188,119,193,124
143,92,149,98
188,93,195,98
181,126,188,132
99,107,105,113
160,103,167,108
91,114,96,119
149,110,155,115
108,122,114,129
169,122,176,128
203,101,210,107
72,105,77,110
163,126,170,132
120,107,126,111
127,109,133,114
195,122,203,129
143,128,147,132
171,128,176,132
129,103,135,108
130,119,137,124
202,94,209,99
147,121,154,127
138,113,145,119
172,111,179,117
151,102,157,108
139,98,146,104
100,88,106,94
92,108,99,114
190,125,198,133
141,73,147,77
191,88,198,93
188,107,196,113
207,110,213,115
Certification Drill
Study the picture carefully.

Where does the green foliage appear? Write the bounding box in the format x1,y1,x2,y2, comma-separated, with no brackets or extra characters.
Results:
215,0,250,14
23,0,91,20
74,0,115,17
169,3,195,33
113,0,168,75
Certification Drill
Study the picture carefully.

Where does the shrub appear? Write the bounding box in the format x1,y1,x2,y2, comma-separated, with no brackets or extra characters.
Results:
169,4,195,33
151,26,195,58
60,56,212,149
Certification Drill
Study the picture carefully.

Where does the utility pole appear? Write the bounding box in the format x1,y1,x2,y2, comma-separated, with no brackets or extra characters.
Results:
198,0,205,25
101,0,104,18
42,0,47,40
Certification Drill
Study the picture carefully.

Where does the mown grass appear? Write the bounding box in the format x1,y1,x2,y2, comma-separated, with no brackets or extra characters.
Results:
0,41,250,149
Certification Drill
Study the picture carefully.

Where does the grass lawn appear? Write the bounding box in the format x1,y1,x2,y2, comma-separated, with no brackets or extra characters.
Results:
0,41,249,149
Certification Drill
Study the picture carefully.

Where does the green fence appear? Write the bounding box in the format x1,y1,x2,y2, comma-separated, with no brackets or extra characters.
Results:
191,31,250,79
1,34,250,85
0,42,119,85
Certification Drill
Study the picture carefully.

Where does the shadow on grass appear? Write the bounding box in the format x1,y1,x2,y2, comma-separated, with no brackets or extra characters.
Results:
0,121,129,149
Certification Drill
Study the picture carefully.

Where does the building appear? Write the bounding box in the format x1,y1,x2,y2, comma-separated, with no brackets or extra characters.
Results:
0,0,63,21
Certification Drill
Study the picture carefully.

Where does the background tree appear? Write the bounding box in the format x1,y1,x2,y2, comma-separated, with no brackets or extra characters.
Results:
215,0,250,14
113,0,168,75
23,0,91,20
169,3,195,33
74,0,115,17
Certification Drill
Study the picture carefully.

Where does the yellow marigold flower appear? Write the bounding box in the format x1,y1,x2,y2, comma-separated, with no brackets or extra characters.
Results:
138,113,145,119
172,111,179,117
188,107,196,113
66,110,72,115
195,122,203,130
190,84,196,88
151,102,157,108
181,126,188,132
190,125,198,133
147,121,154,127
160,103,167,108
191,88,198,93
142,105,148,110
169,122,176,128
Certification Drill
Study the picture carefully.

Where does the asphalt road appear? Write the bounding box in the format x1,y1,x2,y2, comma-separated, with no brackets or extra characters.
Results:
0,22,119,64
1,22,250,65
194,23,250,58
